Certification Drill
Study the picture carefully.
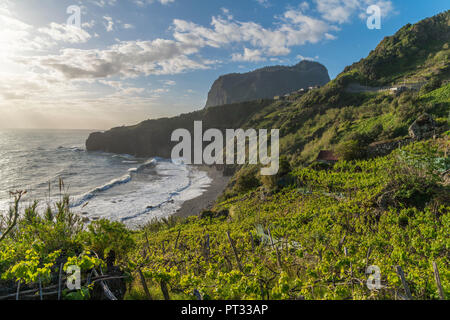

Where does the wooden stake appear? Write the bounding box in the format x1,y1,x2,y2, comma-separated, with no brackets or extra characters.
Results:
432,262,445,300
226,231,243,272
144,232,150,249
138,268,153,300
38,275,43,301
174,230,181,250
249,231,255,253
58,263,63,300
268,228,282,268
365,246,372,270
193,289,202,300
259,280,265,300
395,266,412,300
16,280,20,301
205,234,210,262
160,280,170,300
92,269,117,300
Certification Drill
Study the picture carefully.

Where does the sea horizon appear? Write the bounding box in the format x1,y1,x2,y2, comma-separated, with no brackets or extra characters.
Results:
0,129,213,229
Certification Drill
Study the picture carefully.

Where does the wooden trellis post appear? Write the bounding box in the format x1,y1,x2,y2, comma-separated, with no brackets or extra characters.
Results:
395,266,412,300
174,230,181,250
57,263,63,300
193,289,202,300
268,228,282,268
227,231,243,272
249,231,255,253
432,262,445,300
160,280,170,300
138,268,153,300
38,275,43,300
16,280,20,301
205,234,210,262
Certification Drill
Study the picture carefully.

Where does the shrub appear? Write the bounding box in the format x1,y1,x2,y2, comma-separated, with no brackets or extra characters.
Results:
79,219,135,261
235,168,260,193
337,140,367,160
260,156,292,191
384,141,449,208
420,77,442,95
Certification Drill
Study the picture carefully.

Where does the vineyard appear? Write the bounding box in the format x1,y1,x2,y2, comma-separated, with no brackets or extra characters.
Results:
125,139,449,300
1,11,449,300
1,138,448,300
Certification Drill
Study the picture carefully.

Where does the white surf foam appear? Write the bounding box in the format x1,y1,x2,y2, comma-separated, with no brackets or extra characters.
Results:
70,159,212,229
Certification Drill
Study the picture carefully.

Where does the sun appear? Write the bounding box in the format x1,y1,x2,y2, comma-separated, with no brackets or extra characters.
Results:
0,7,32,59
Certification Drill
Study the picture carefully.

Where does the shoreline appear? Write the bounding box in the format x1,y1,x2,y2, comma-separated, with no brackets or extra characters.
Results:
173,165,231,219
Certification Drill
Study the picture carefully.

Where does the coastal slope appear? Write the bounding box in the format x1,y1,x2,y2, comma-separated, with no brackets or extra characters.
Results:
86,99,272,157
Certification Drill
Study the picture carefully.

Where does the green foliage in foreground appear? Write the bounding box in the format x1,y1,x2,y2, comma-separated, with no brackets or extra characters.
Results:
0,198,134,299
1,11,449,300
0,139,449,300
126,139,448,300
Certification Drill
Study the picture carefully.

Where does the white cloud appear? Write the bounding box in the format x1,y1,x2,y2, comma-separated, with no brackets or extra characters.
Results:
0,6,51,54
255,0,271,8
173,10,336,60
232,48,266,62
314,0,394,24
161,80,176,86
360,0,395,19
0,0,398,129
27,39,212,79
296,54,319,61
103,16,115,32
99,80,146,95
90,0,117,7
133,0,175,6
38,23,91,44
82,20,96,29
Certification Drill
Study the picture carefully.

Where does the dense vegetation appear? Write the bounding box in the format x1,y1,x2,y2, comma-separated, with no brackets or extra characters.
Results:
1,11,449,300
343,10,449,85
1,137,448,300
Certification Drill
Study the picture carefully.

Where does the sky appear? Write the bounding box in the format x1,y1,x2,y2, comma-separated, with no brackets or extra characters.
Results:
0,0,448,130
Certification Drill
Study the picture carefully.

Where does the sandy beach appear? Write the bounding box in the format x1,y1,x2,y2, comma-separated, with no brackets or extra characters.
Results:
173,165,231,219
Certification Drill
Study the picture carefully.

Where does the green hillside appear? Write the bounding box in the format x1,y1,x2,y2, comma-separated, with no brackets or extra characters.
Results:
0,12,449,300
343,10,450,85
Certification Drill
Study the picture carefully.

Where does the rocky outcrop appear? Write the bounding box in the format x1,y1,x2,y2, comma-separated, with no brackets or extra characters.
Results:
367,138,412,158
366,114,440,158
86,99,272,157
408,113,436,140
205,60,330,107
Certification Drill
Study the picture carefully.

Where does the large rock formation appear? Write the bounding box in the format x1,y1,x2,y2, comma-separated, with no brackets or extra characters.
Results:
86,99,272,157
205,60,330,107
408,113,436,140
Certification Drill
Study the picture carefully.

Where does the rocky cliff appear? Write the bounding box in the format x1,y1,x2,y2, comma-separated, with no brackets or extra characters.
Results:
86,99,272,158
205,60,330,107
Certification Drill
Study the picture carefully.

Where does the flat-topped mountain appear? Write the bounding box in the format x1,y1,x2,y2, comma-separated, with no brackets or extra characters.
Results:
205,60,330,107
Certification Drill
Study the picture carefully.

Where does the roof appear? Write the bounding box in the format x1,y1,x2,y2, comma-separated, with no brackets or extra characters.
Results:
316,150,339,162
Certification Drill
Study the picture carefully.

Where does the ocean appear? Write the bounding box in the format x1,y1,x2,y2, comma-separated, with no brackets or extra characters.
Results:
0,129,212,229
